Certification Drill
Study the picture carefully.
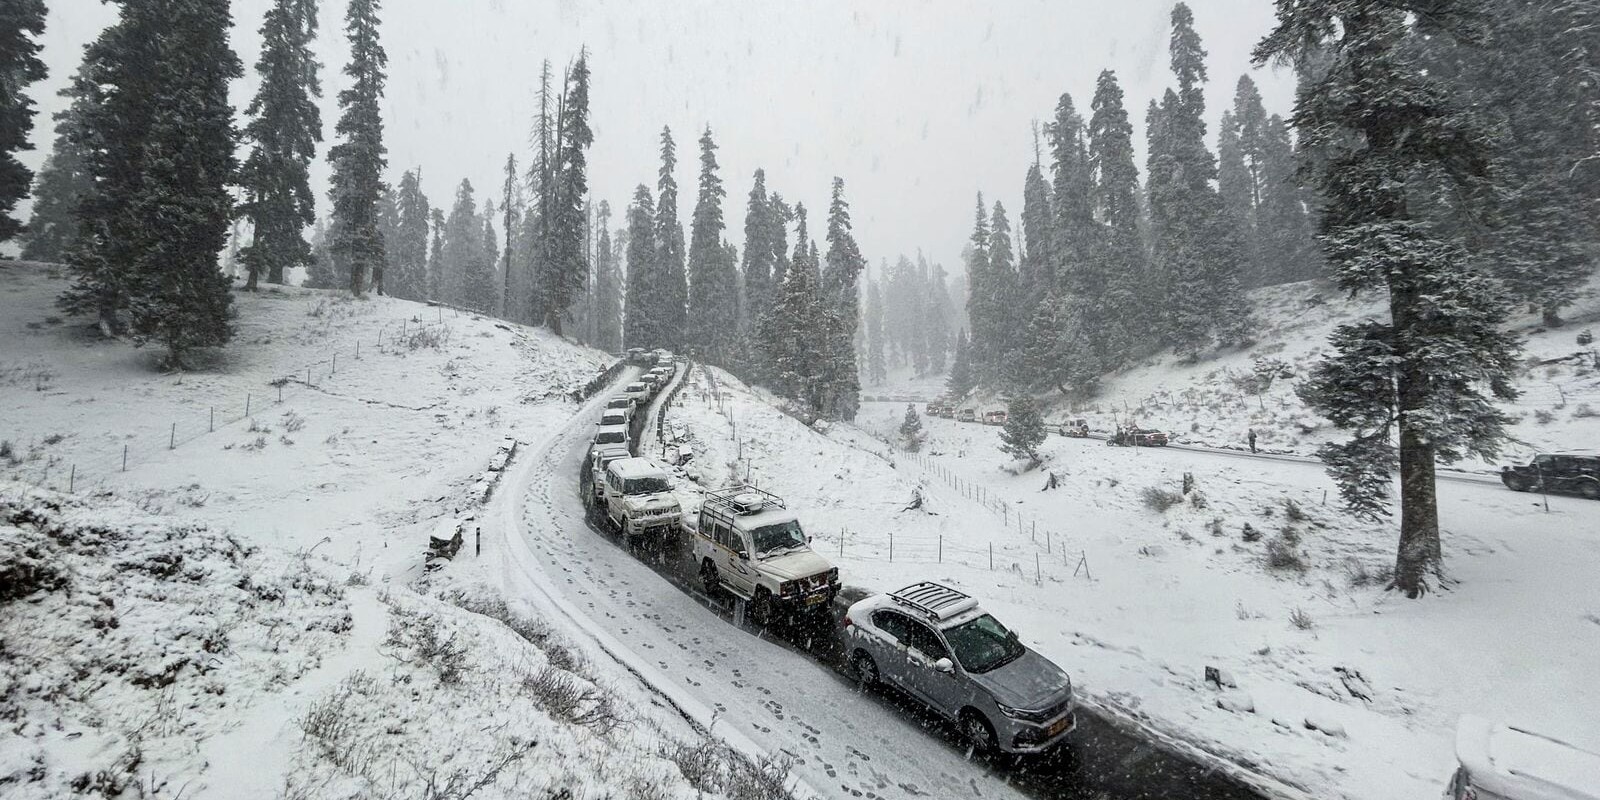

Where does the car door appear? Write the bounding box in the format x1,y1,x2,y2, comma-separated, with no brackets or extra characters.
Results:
869,610,915,689
724,526,758,597
898,621,967,717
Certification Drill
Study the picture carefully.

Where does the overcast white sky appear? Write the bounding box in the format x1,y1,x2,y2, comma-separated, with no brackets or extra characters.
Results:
28,0,1294,277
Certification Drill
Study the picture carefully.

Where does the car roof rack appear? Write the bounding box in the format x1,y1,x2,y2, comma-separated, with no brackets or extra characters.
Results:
889,582,979,622
701,484,786,518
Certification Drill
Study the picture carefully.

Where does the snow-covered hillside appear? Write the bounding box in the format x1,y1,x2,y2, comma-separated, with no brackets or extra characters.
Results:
0,261,803,799
881,275,1600,466
663,360,1600,800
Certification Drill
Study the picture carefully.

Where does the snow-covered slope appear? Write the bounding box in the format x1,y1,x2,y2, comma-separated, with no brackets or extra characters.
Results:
0,261,804,798
663,360,1600,800
881,275,1600,465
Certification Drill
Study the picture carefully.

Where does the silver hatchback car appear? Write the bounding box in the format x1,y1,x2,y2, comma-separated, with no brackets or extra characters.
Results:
845,582,1077,754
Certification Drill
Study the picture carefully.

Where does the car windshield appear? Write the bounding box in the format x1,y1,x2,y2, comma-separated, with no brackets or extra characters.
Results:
942,614,1026,674
623,476,670,495
595,430,626,444
751,520,806,556
627,384,646,392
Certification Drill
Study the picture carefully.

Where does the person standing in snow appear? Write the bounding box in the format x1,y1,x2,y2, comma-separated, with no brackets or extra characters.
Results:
1248,428,1258,454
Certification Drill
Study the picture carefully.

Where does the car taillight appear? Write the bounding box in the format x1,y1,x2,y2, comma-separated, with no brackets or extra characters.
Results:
843,614,853,629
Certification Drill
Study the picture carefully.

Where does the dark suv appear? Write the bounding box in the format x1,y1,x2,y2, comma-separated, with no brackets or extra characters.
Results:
1501,453,1600,500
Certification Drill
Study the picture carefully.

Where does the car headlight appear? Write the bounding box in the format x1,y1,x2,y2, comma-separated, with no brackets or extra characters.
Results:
995,701,1029,720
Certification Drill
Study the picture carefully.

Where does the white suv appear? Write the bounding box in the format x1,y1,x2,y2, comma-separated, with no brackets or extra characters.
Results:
1448,715,1600,800
692,485,839,624
602,457,683,541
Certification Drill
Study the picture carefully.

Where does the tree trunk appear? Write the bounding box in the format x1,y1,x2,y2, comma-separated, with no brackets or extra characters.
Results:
546,306,562,336
245,261,260,292
1392,420,1442,597
350,259,364,297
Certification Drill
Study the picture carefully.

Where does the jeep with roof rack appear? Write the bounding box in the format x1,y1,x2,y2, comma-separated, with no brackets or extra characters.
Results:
845,581,1078,754
692,485,839,624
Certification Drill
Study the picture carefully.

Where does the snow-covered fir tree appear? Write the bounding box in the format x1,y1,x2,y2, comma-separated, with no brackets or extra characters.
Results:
592,200,621,352
1257,0,1522,598
898,404,925,452
999,396,1045,467
326,0,387,296
388,169,429,301
820,178,865,419
540,53,592,334
864,276,887,386
0,0,47,245
686,126,736,363
945,328,975,399
238,0,321,290
1087,69,1149,368
22,73,91,263
655,126,688,349
622,185,657,349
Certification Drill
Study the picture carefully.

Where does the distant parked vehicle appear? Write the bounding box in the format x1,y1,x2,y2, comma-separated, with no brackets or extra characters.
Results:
957,408,977,423
983,410,1007,426
926,402,941,416
1500,453,1600,499
622,382,651,404
1059,419,1089,438
1446,715,1600,800
626,347,654,366
585,445,631,507
1107,427,1168,447
846,582,1077,754
593,424,630,452
598,409,629,428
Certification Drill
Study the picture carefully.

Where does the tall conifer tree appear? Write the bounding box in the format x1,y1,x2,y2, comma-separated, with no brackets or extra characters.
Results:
327,0,387,296
655,126,687,348
0,0,47,244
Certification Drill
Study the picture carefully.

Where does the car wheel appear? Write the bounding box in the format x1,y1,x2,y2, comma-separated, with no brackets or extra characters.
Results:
961,710,998,754
1581,481,1600,500
750,589,775,626
852,651,879,690
700,560,720,596
1503,475,1527,492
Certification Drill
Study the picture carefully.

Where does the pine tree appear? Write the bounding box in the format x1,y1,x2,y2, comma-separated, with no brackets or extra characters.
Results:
1022,290,1097,398
686,126,734,362
999,396,1045,466
541,54,593,333
1018,161,1053,308
442,179,480,308
238,0,321,290
739,169,776,375
373,181,396,295
388,169,429,300
864,276,887,385
467,198,497,314
962,194,993,380
593,200,621,352
500,153,519,318
898,404,925,452
820,177,865,419
426,206,444,301
1088,69,1149,366
623,185,657,349
945,328,975,399
1257,0,1522,597
123,0,242,366
305,215,340,289
22,76,92,263
1049,93,1096,291
987,202,1022,388
1255,113,1320,285
326,0,386,297
0,0,46,245
924,257,954,373
655,126,687,349
1149,3,1250,357
759,204,834,415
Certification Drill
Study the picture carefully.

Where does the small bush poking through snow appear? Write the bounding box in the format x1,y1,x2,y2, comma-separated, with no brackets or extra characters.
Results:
1265,531,1308,573
1242,522,1262,542
281,410,306,432
1573,403,1597,419
1142,486,1185,512
664,739,800,800
384,605,469,685
1578,328,1595,346
1535,409,1557,424
1282,497,1309,522
1289,607,1317,631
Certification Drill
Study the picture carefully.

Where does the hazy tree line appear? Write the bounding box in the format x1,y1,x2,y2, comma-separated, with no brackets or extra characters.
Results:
5,0,601,363
614,127,868,421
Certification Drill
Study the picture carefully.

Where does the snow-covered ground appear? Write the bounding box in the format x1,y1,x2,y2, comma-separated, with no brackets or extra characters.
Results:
662,360,1600,800
874,275,1600,466
0,260,811,798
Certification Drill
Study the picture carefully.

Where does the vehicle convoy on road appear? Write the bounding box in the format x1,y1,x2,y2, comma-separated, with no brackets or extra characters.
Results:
597,408,629,428
622,381,651,404
593,423,630,452
586,445,630,506
604,394,637,421
1447,715,1600,800
1500,452,1600,499
846,582,1078,755
957,408,977,423
983,410,1008,426
601,457,683,542
693,485,840,624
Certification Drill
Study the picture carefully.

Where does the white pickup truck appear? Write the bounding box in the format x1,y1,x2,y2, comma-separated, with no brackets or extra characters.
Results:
692,485,839,624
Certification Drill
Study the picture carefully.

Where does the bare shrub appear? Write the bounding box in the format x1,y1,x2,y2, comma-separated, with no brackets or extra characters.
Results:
1265,532,1307,573
1282,497,1309,522
241,435,268,452
1141,486,1184,513
522,667,627,736
1289,607,1316,631
1207,517,1225,537
386,609,468,685
1535,409,1557,424
406,326,449,351
300,671,378,774
664,740,798,800
1573,403,1597,419
0,440,14,464
281,411,306,433
1241,523,1262,542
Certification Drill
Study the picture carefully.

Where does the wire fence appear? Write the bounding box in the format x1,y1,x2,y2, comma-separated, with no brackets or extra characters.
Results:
3,306,460,496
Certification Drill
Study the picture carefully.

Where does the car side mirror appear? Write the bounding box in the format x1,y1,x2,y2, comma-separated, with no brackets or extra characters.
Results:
933,657,955,674
737,550,749,561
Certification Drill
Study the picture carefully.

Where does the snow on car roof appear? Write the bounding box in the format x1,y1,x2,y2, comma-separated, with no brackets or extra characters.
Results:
1456,715,1600,800
732,506,799,528
607,457,669,480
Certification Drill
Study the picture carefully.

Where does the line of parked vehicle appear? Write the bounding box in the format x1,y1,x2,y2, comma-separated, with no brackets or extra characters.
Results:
922,401,1172,448
575,359,1082,756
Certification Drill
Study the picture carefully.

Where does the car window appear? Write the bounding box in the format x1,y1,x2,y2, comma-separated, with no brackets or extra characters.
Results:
595,430,626,444
872,610,911,643
943,614,1026,674
903,623,948,662
751,520,806,556
623,476,670,495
